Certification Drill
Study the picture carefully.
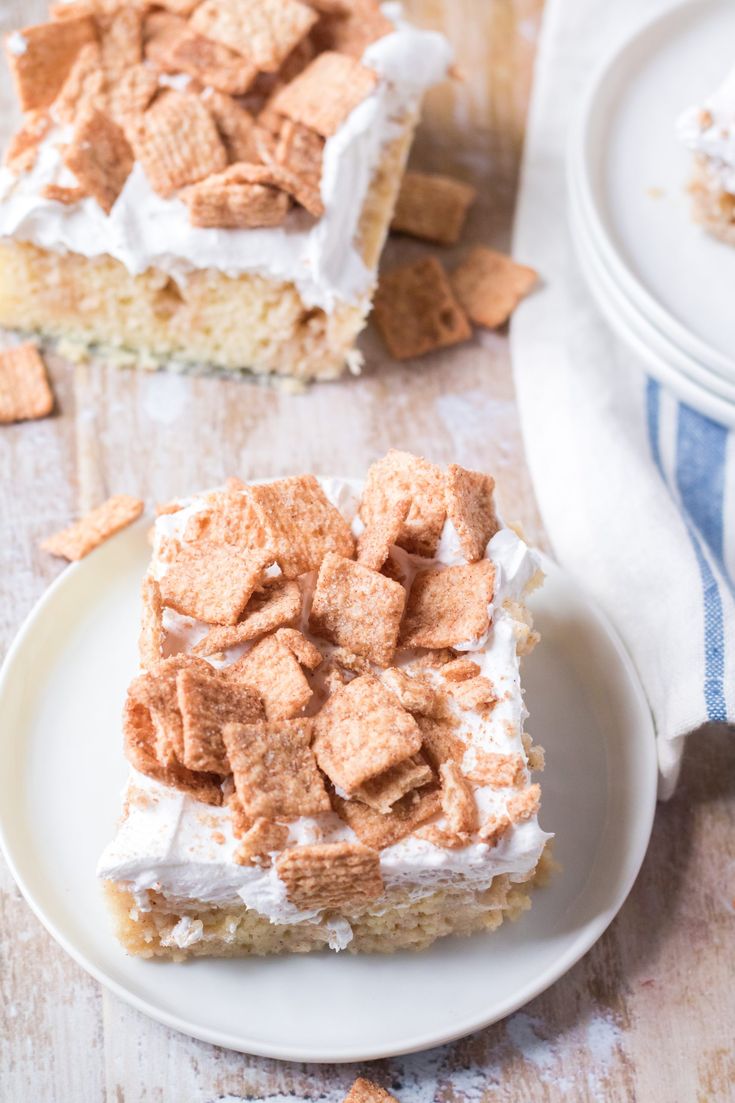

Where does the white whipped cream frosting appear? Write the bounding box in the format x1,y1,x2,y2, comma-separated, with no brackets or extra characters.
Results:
97,478,551,951
0,6,451,311
677,66,735,195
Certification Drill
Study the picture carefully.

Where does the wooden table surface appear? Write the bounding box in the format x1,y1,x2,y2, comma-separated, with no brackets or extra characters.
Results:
1,2,734,1100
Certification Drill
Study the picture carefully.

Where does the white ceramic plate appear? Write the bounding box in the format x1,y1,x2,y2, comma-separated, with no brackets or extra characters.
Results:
568,178,735,428
0,519,657,1062
570,0,735,378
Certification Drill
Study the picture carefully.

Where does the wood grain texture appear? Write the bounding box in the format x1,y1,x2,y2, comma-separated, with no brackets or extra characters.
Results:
1,2,733,1101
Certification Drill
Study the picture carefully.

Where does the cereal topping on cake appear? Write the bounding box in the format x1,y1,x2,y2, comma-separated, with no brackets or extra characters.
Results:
313,673,422,793
114,456,543,910
309,552,405,666
271,50,377,136
190,0,318,73
276,841,383,909
223,718,330,819
400,560,495,650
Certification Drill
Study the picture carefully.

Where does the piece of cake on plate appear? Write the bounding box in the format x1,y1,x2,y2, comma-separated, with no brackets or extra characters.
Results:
678,68,735,245
98,450,552,957
0,3,450,381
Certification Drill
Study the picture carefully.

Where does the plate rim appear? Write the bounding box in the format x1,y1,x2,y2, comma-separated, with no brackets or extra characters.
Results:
0,532,658,1062
568,180,735,427
569,0,735,377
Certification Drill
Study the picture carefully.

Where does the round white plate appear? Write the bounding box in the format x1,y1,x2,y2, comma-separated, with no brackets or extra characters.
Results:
569,178,735,427
570,0,735,377
0,520,657,1062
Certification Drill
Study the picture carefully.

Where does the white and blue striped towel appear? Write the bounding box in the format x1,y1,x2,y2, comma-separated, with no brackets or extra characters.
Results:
510,0,734,796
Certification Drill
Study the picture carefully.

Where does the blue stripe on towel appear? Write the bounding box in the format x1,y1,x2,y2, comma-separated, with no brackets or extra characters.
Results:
646,379,728,722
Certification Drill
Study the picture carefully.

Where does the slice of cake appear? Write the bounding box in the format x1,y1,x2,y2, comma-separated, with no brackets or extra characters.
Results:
98,451,552,958
0,3,450,381
678,67,735,245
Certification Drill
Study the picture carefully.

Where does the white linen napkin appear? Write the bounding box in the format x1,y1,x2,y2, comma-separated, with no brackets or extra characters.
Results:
510,0,735,797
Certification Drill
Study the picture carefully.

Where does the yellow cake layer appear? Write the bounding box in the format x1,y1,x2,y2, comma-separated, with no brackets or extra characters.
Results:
0,114,417,382
105,845,553,960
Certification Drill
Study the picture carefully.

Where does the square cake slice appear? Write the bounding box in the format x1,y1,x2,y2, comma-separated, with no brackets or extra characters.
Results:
98,454,552,957
0,2,451,381
678,66,735,246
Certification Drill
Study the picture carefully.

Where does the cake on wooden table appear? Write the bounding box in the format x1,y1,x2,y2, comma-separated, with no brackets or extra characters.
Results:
678,66,735,245
98,451,552,957
0,1,450,380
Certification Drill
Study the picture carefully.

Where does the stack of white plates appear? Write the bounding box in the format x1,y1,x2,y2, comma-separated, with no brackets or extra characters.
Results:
567,0,735,426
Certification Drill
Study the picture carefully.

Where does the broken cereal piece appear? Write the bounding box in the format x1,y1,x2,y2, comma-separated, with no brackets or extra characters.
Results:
63,108,134,215
373,256,471,360
450,246,537,329
391,171,477,246
309,552,405,667
507,783,541,823
123,696,223,805
276,841,382,909
159,543,272,625
359,450,446,558
192,578,301,656
445,674,496,712
3,111,51,175
466,750,525,789
138,576,164,671
354,754,433,814
234,818,289,866
41,183,87,205
441,656,480,682
0,343,54,423
271,50,378,137
439,761,477,836
41,494,143,560
332,783,441,849
178,667,264,773
5,16,96,113
223,717,329,819
445,463,499,562
190,0,318,73
129,90,227,198
380,667,438,716
204,91,261,163
400,559,495,650
313,673,421,793
226,628,315,719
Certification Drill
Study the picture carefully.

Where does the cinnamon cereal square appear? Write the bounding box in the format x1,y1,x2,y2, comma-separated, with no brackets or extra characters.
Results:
226,629,315,719
222,717,329,819
400,560,495,649
178,667,264,773
6,16,96,112
450,247,537,329
373,256,471,360
164,28,258,95
159,543,272,625
343,1080,399,1103
271,51,378,137
41,494,143,560
309,552,405,666
313,6,393,57
275,841,382,909
129,654,212,763
445,463,499,562
190,0,317,73
129,90,227,197
0,344,54,423
63,109,134,214
359,450,446,558
249,475,355,578
391,171,477,246
193,578,301,656
184,172,290,229
356,492,409,571
234,817,289,866
312,673,421,792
